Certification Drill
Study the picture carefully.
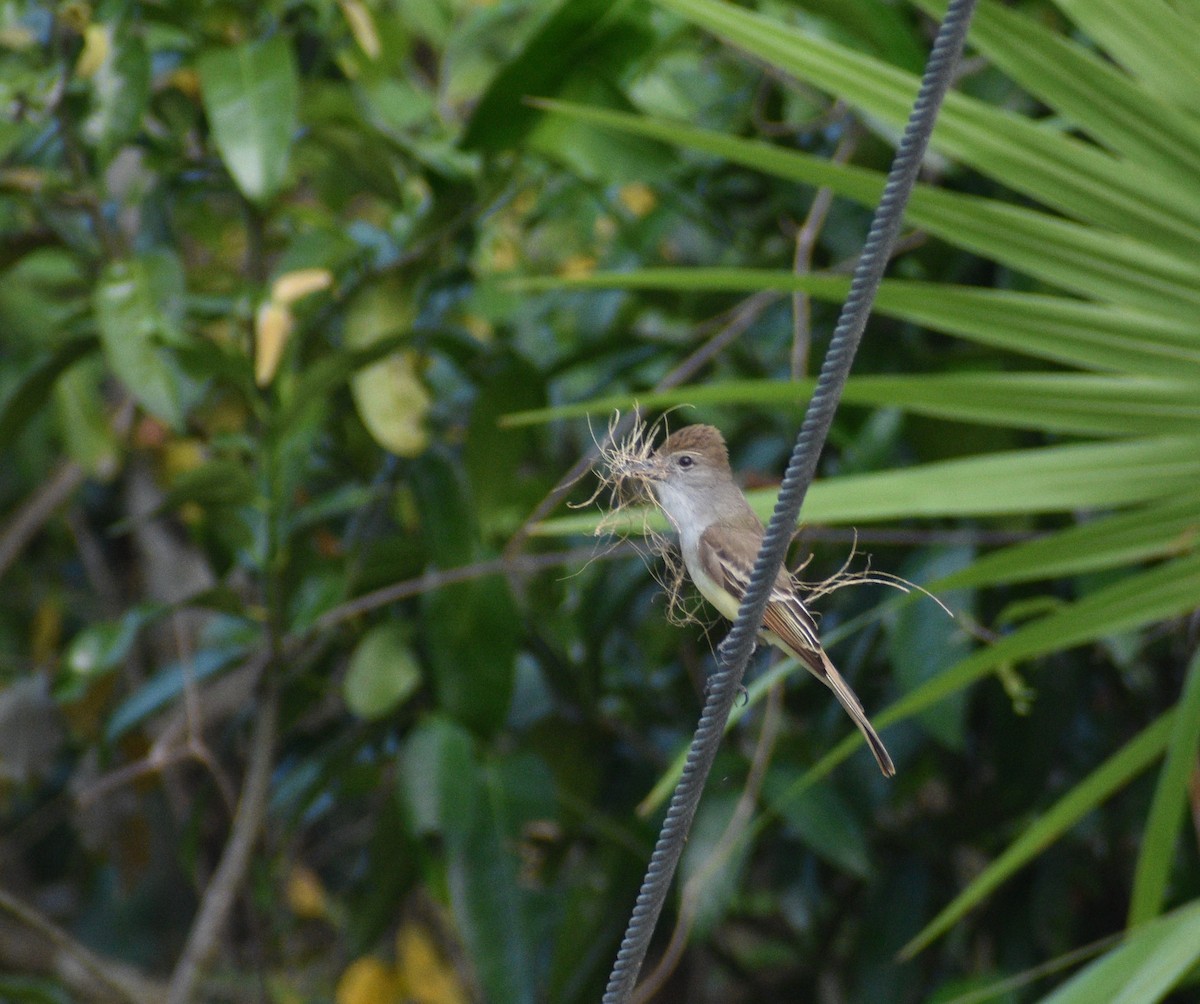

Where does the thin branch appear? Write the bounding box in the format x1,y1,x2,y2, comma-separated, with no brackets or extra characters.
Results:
166,676,279,1004
0,460,86,583
0,887,164,1004
631,678,786,1003
791,115,858,379
308,544,633,635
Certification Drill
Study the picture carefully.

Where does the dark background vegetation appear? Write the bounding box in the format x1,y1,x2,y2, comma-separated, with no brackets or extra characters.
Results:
1,0,1198,1001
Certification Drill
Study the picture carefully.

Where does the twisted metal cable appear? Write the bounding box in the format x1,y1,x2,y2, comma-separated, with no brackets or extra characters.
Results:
601,1,978,1000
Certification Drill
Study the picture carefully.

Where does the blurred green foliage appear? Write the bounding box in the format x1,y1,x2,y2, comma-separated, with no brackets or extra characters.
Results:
0,1,1198,1002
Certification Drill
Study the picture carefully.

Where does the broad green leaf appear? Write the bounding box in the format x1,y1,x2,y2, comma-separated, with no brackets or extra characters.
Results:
899,713,1174,958
93,251,195,427
65,604,165,678
340,275,429,457
401,715,477,837
53,357,119,476
81,20,149,164
1128,647,1200,927
464,354,548,539
1035,898,1200,1004
350,349,431,458
763,771,871,877
446,759,538,1004
105,644,247,742
344,622,422,720
462,0,652,152
164,458,257,511
409,450,478,567
401,721,537,1003
423,575,518,735
198,36,298,203
888,547,973,749
0,337,98,453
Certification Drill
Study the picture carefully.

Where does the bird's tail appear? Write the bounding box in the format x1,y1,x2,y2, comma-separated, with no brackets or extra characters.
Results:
813,649,896,778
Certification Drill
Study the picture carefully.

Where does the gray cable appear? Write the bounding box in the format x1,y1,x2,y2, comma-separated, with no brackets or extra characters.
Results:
601,1,978,999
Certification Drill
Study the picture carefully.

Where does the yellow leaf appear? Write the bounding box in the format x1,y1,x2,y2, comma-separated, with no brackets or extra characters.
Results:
255,302,293,387
558,254,596,279
351,351,431,457
161,438,207,480
285,864,328,920
31,600,63,666
339,0,382,59
336,957,400,1004
271,268,334,306
395,925,469,1004
168,67,201,99
75,23,109,79
617,182,657,218
460,314,493,344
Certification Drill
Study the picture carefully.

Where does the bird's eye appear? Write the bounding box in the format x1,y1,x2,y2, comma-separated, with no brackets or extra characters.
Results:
677,455,694,469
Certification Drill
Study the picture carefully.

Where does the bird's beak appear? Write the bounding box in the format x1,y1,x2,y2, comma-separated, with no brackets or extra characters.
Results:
622,456,664,482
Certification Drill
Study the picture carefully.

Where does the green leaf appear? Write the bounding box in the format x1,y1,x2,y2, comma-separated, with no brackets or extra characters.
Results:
506,367,1200,436
65,604,165,678
532,101,1200,319
401,715,478,837
766,553,1200,822
764,771,871,877
0,337,98,453
937,494,1200,590
536,436,1200,537
82,21,149,164
917,0,1200,185
653,0,1200,257
508,269,1200,378
94,251,196,428
882,553,1200,735
344,622,422,720
422,575,518,735
462,0,653,152
53,357,120,475
899,713,1175,959
105,644,247,742
464,354,547,539
1035,899,1200,1004
165,459,257,511
1054,0,1200,110
681,789,752,934
446,759,537,1004
1128,647,1200,927
198,36,298,203
399,720,538,1003
888,547,973,749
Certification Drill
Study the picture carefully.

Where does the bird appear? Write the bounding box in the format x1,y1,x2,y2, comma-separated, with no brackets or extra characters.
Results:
628,423,895,777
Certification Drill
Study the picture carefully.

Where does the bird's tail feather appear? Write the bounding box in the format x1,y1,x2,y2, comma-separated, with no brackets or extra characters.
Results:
814,650,895,778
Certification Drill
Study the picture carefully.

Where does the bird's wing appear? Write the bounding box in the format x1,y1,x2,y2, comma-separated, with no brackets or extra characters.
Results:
698,524,896,777
697,524,823,661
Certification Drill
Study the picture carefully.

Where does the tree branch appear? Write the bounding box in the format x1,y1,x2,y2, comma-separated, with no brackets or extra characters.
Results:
166,676,279,1004
0,887,164,1004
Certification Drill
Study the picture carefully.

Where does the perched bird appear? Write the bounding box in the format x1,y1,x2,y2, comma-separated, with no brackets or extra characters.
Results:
630,424,895,777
